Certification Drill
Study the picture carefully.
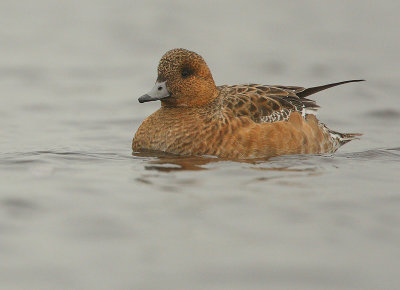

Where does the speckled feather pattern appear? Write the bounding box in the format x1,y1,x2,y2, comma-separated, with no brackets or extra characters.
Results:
132,48,361,159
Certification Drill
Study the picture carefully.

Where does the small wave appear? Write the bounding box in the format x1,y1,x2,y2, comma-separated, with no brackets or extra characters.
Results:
364,109,400,119
335,147,400,161
0,150,132,165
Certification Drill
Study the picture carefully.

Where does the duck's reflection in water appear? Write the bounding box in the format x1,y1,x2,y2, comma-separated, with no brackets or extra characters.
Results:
133,151,225,172
133,151,319,174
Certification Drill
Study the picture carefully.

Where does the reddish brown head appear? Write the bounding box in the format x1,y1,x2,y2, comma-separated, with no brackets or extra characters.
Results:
138,48,218,107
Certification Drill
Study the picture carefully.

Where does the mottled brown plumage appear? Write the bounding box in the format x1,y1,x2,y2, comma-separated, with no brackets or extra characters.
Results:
132,48,362,159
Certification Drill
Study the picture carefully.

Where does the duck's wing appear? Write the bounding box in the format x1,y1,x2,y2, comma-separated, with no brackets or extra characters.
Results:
221,83,316,123
221,80,364,123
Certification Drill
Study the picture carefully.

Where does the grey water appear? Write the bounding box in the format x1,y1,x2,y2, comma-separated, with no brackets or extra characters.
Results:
1,1,400,289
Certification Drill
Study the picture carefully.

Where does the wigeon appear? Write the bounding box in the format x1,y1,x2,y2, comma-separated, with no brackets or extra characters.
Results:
132,48,362,159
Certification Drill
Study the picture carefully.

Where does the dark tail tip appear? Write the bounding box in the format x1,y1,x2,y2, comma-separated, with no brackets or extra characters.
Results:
298,79,365,98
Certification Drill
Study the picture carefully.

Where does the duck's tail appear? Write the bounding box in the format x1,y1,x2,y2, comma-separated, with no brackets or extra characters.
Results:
297,79,365,98
300,80,364,148
329,129,363,146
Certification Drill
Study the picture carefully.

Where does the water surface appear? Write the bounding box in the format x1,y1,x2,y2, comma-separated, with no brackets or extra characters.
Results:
1,1,400,289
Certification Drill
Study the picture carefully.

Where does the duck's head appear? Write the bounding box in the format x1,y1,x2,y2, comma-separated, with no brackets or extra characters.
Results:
139,48,218,107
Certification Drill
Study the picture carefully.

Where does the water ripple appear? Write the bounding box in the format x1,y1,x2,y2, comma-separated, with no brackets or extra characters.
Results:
0,150,132,165
336,147,400,160
1,147,399,172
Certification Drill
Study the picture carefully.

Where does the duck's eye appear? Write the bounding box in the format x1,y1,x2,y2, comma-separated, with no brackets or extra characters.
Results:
181,67,192,78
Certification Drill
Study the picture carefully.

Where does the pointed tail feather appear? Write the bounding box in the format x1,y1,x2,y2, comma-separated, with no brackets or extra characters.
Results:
330,131,363,146
298,80,365,98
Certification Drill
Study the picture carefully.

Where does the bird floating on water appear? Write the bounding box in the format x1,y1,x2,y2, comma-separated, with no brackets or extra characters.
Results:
132,48,363,159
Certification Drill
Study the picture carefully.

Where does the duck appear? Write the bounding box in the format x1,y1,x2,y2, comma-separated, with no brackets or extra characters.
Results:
132,48,362,159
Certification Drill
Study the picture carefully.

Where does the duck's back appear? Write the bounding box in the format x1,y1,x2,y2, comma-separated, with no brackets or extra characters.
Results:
220,82,361,155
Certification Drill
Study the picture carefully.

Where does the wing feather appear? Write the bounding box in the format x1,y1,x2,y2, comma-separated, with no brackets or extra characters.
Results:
220,80,363,124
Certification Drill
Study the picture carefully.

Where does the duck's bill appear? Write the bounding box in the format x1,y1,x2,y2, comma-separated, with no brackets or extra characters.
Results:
138,81,170,103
